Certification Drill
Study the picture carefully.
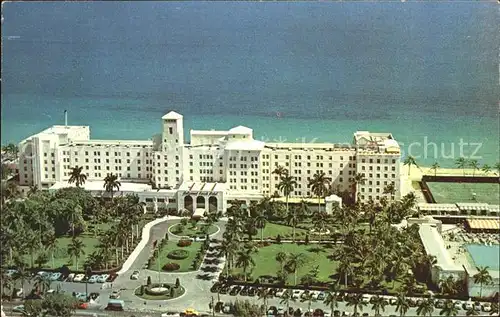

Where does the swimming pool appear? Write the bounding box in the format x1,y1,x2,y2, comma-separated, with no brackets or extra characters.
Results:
465,244,500,270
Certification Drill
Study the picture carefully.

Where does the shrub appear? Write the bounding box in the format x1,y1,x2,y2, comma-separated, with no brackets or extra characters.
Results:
304,234,309,245
276,235,282,243
162,263,180,272
167,249,189,260
177,239,192,247
175,278,180,288
147,276,152,286
170,287,175,297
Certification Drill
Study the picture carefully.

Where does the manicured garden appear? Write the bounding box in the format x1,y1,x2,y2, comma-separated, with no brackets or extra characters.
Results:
134,281,185,300
169,222,218,238
148,240,205,272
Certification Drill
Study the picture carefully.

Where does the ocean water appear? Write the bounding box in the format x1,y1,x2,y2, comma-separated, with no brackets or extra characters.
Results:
1,1,499,167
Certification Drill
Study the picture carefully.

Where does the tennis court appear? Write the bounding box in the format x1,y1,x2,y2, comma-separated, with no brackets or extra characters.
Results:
426,182,500,205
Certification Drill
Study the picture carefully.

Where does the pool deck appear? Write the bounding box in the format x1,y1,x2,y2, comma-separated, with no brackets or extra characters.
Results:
441,227,500,279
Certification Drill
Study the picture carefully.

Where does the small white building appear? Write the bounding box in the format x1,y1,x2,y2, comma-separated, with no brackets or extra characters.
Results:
18,111,403,213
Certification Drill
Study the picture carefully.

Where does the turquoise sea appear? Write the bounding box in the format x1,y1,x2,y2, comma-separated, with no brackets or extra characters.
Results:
1,1,499,167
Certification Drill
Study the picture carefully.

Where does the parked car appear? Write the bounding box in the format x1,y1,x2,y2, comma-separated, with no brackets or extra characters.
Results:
73,274,85,282
248,287,256,296
97,274,109,283
453,300,462,310
361,295,371,304
219,285,230,295
12,305,25,313
37,271,49,277
463,301,473,310
6,269,17,276
482,303,492,312
435,299,445,309
239,286,249,296
66,273,75,282
267,306,277,316
474,302,481,311
210,283,222,293
389,298,397,305
87,275,99,283
229,286,241,296
110,290,121,299
222,304,232,314
277,307,286,316
275,289,286,297
317,292,326,301
50,272,62,281
292,290,302,299
130,270,140,280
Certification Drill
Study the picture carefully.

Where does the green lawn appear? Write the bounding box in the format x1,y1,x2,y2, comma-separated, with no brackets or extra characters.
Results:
261,222,308,239
169,223,219,237
149,241,203,272
23,236,100,270
230,243,338,285
427,182,500,204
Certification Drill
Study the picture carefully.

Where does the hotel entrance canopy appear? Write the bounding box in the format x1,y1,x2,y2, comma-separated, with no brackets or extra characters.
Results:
178,182,226,195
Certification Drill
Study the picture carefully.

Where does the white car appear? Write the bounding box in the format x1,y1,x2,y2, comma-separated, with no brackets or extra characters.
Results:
362,294,372,303
97,274,109,283
87,275,99,283
482,303,492,312
291,290,302,299
195,236,207,242
130,270,140,280
50,272,62,281
474,302,481,311
464,301,473,310
37,271,49,277
66,273,75,282
453,300,462,310
277,308,285,315
275,289,286,297
389,297,398,305
6,269,17,276
73,274,85,282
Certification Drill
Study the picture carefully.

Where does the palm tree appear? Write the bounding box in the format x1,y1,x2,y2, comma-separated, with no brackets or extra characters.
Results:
481,164,491,175
346,293,366,316
313,212,328,243
429,162,440,177
285,206,301,242
403,156,418,176
439,299,458,317
416,299,435,317
32,274,51,294
324,283,340,317
351,173,366,201
275,251,287,273
300,290,316,312
371,295,388,316
67,237,85,270
68,166,87,187
103,173,121,199
285,253,308,285
254,213,267,242
258,288,271,314
468,159,480,177
383,182,396,200
395,292,410,317
473,266,493,298
277,175,297,217
495,162,500,176
44,234,58,269
235,249,255,282
280,290,293,311
308,171,331,213
455,157,468,176
273,165,288,178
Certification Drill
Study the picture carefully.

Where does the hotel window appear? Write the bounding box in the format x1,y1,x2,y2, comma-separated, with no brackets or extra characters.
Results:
392,174,396,178
169,127,173,134
51,153,55,157
106,152,109,156
85,158,89,163
52,160,55,164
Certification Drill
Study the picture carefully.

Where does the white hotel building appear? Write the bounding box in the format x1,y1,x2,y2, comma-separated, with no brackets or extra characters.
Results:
17,111,402,214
